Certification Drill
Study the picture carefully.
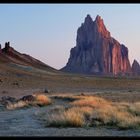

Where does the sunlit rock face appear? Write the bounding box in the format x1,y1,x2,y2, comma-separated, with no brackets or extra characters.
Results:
61,14,131,75
132,60,140,75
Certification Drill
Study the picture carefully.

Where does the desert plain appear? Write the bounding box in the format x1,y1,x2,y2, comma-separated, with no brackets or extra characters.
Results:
0,63,140,136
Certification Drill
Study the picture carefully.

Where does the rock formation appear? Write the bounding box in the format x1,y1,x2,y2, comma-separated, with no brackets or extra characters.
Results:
0,42,56,72
61,14,132,75
132,59,140,75
2,42,16,56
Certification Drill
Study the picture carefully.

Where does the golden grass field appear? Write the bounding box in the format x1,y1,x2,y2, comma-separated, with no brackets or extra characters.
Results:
32,94,140,130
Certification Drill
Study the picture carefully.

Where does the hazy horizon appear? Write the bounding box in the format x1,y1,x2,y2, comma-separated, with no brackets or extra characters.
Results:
0,4,140,70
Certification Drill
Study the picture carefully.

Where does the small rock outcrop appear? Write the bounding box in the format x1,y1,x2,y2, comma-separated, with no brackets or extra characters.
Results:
0,96,17,105
61,14,132,76
132,59,140,75
19,95,35,102
2,42,12,54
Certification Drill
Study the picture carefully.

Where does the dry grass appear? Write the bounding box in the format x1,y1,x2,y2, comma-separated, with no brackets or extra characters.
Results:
38,94,140,129
46,107,85,127
6,100,27,110
71,96,110,108
35,94,52,106
127,102,140,116
90,106,133,126
118,116,140,129
43,106,94,127
6,94,52,110
77,106,94,116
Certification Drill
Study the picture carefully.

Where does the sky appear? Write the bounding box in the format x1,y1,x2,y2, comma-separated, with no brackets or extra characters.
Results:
0,4,140,70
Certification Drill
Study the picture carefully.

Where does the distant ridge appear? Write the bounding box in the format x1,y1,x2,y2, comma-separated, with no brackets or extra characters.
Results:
0,42,57,72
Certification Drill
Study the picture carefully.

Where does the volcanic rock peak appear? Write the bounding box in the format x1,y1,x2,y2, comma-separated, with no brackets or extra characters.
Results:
95,15,110,38
95,15,104,25
83,14,110,38
84,14,93,23
61,14,132,76
95,15,101,21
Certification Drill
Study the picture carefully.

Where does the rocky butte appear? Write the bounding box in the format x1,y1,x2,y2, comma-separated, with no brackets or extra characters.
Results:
61,14,132,76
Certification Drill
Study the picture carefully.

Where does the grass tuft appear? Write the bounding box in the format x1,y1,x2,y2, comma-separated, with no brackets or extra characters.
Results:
6,94,52,110
35,94,52,106
46,107,85,127
6,100,27,110
36,94,140,129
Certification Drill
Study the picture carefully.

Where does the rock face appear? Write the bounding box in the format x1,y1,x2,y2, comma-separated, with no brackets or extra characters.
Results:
61,15,132,75
132,60,140,75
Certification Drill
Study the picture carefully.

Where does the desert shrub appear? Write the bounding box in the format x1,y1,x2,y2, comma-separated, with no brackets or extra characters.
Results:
78,106,94,117
71,96,110,108
90,102,140,129
90,104,118,126
34,94,52,106
118,116,140,129
6,94,52,110
6,100,28,110
127,102,140,116
46,107,85,127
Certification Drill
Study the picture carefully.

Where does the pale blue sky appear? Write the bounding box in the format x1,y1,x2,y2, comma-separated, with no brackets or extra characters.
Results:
0,4,140,69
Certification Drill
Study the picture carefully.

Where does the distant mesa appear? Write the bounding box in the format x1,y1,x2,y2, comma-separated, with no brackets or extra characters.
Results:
61,14,133,76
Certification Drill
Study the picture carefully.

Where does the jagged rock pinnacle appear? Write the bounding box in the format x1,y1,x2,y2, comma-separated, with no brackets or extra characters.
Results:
95,15,102,21
61,15,131,76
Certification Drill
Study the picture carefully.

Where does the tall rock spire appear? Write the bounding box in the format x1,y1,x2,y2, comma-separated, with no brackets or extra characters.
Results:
84,14,93,24
94,15,110,38
61,15,131,76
